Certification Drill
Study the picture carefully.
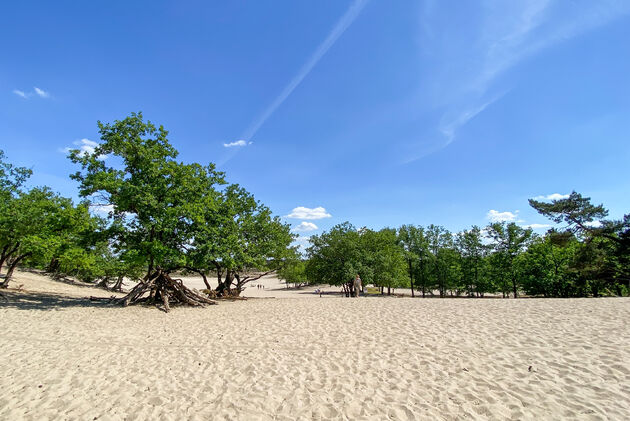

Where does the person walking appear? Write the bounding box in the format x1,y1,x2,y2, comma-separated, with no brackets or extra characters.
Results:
353,274,362,297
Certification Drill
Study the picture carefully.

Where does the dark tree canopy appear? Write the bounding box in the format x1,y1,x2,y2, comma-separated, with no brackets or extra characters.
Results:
528,191,608,236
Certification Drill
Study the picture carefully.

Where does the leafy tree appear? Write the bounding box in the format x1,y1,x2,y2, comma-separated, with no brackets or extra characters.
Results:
68,112,221,310
456,226,489,297
530,192,630,294
425,225,455,297
188,184,296,296
277,259,307,288
362,228,407,295
0,150,32,279
0,188,91,286
398,225,430,297
306,222,364,297
529,191,608,239
517,233,580,297
485,222,533,298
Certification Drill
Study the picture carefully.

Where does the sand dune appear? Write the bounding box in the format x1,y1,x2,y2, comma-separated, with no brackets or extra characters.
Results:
1,270,629,420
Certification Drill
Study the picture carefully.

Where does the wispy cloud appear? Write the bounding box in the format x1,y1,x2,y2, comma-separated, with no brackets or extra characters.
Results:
532,193,569,201
286,206,332,220
13,89,28,99
487,209,520,223
293,221,318,232
33,87,49,98
410,0,630,162
12,87,52,99
240,0,368,145
438,91,507,148
223,140,251,148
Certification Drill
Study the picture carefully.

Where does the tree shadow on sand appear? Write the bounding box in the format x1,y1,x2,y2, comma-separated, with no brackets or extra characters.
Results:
0,290,119,311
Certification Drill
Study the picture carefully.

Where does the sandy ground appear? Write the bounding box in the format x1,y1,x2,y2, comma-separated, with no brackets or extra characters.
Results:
1,270,629,420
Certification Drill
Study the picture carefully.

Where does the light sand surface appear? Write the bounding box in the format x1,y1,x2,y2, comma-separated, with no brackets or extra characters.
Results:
1,270,629,420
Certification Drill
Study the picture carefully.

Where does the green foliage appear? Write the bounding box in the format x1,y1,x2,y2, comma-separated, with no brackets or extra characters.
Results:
456,226,490,296
69,112,225,273
3,138,629,301
528,191,608,237
306,223,407,295
361,228,407,290
485,222,533,297
0,149,32,197
185,183,296,295
517,234,581,297
530,193,630,296
277,259,307,287
306,222,363,288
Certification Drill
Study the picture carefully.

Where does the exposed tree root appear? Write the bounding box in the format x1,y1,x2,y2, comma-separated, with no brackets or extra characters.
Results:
115,270,216,312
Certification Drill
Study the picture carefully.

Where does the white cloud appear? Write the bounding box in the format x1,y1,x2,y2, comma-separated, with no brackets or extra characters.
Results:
585,221,603,228
286,206,332,220
223,139,252,148
63,139,107,160
292,235,313,252
90,204,114,214
487,209,520,223
13,89,28,99
33,87,49,98
293,222,318,232
523,223,552,230
532,193,570,201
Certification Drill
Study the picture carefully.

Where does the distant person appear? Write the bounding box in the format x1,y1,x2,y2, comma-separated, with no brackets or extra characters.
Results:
353,274,362,297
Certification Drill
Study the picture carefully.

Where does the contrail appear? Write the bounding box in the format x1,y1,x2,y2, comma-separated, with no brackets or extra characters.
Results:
227,0,368,157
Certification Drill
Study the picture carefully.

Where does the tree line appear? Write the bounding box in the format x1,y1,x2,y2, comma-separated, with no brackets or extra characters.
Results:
2,112,628,304
0,113,297,309
300,193,629,298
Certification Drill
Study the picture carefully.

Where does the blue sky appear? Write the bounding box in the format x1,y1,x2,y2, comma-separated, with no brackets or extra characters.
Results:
2,0,629,246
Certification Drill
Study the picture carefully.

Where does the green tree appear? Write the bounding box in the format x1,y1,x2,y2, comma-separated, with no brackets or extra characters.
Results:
486,222,533,298
191,184,296,296
362,228,407,295
425,225,456,297
397,225,430,297
69,112,221,310
306,222,364,297
517,233,581,297
530,192,630,293
0,188,89,286
277,259,307,288
0,150,32,279
456,226,488,297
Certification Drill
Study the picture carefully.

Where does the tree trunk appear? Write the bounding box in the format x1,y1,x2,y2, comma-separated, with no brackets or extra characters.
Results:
1,252,31,288
112,275,125,292
200,272,211,290
512,275,518,298
387,286,391,295
0,244,9,273
408,260,415,297
215,270,234,296
0,243,19,276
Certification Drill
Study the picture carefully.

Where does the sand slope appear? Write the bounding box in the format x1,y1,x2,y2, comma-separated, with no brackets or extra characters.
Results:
1,270,629,420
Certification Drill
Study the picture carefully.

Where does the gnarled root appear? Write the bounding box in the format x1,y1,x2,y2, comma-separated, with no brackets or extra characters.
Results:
116,270,216,312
